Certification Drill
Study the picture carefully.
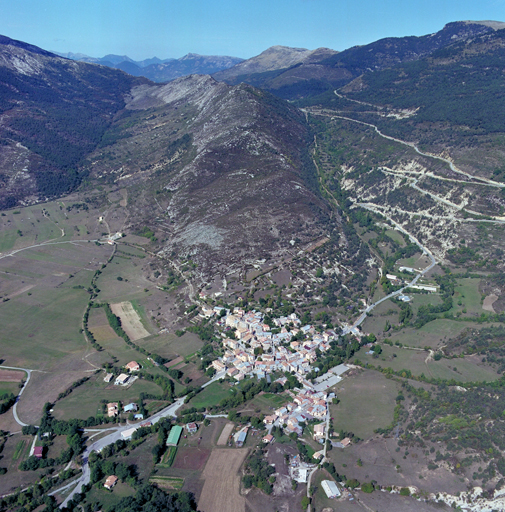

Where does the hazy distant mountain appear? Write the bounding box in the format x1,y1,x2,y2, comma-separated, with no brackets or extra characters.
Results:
214,21,500,100
55,50,243,82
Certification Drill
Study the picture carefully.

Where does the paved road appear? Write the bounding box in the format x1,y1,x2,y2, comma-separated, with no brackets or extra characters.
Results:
0,365,35,427
58,371,225,508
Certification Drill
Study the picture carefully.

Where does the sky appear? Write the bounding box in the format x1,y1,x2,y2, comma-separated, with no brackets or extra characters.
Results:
1,0,504,60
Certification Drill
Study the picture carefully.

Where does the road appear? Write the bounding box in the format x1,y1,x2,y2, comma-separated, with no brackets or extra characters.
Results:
306,105,505,189
58,371,225,508
0,238,101,261
341,206,437,336
306,403,332,512
0,365,37,427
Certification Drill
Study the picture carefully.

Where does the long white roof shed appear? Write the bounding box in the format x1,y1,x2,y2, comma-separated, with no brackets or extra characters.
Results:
321,480,341,498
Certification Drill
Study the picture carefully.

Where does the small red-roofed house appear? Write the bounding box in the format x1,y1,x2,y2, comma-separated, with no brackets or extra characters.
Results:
126,361,140,372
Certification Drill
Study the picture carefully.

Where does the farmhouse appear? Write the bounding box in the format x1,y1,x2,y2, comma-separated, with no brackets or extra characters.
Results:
115,373,130,386
321,479,341,498
186,422,198,434
126,361,140,371
104,475,118,490
107,402,119,417
124,403,138,413
166,425,183,446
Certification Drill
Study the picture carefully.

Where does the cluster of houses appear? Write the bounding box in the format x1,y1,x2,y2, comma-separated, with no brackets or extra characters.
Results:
209,308,336,385
103,360,141,387
106,401,143,420
263,388,331,437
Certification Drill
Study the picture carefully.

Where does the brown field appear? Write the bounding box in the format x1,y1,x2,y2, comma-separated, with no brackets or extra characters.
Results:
165,356,184,368
90,324,117,342
198,449,248,512
483,294,498,313
172,446,211,471
110,301,150,340
217,423,234,445
0,369,25,382
17,368,91,424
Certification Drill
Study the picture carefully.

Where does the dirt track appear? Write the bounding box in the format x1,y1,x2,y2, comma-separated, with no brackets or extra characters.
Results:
216,423,234,445
110,301,150,340
198,448,248,512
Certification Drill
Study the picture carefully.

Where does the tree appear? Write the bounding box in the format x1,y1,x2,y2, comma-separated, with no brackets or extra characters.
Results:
301,496,310,510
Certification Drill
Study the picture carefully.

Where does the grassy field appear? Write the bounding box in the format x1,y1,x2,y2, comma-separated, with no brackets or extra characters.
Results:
449,278,483,316
330,370,398,439
386,229,406,246
136,331,204,359
246,392,289,414
52,373,163,420
84,481,135,509
0,382,21,396
355,344,499,383
95,247,152,303
149,475,184,489
362,299,399,334
388,319,485,349
186,381,233,409
0,241,114,369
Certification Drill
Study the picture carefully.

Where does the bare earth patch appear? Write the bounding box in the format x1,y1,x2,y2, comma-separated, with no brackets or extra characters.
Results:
198,448,248,512
482,293,498,313
110,301,150,340
0,369,25,382
216,423,234,445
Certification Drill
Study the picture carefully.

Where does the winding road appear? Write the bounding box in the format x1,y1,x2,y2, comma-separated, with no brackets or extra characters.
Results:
58,371,226,508
0,365,36,427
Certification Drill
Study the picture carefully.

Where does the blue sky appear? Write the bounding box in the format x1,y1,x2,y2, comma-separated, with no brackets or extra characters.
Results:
1,0,504,60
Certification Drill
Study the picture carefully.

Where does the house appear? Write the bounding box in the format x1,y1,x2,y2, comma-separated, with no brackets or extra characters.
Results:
313,423,326,440
124,403,138,413
104,475,118,490
104,372,113,383
107,402,119,417
126,361,140,372
186,422,198,434
263,414,278,425
227,367,239,377
321,480,341,498
134,413,144,420
33,446,43,459
212,360,226,372
115,373,129,386
341,437,351,447
262,434,274,444
313,450,325,460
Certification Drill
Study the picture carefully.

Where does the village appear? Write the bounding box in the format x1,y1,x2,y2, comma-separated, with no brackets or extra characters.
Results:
205,306,350,441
